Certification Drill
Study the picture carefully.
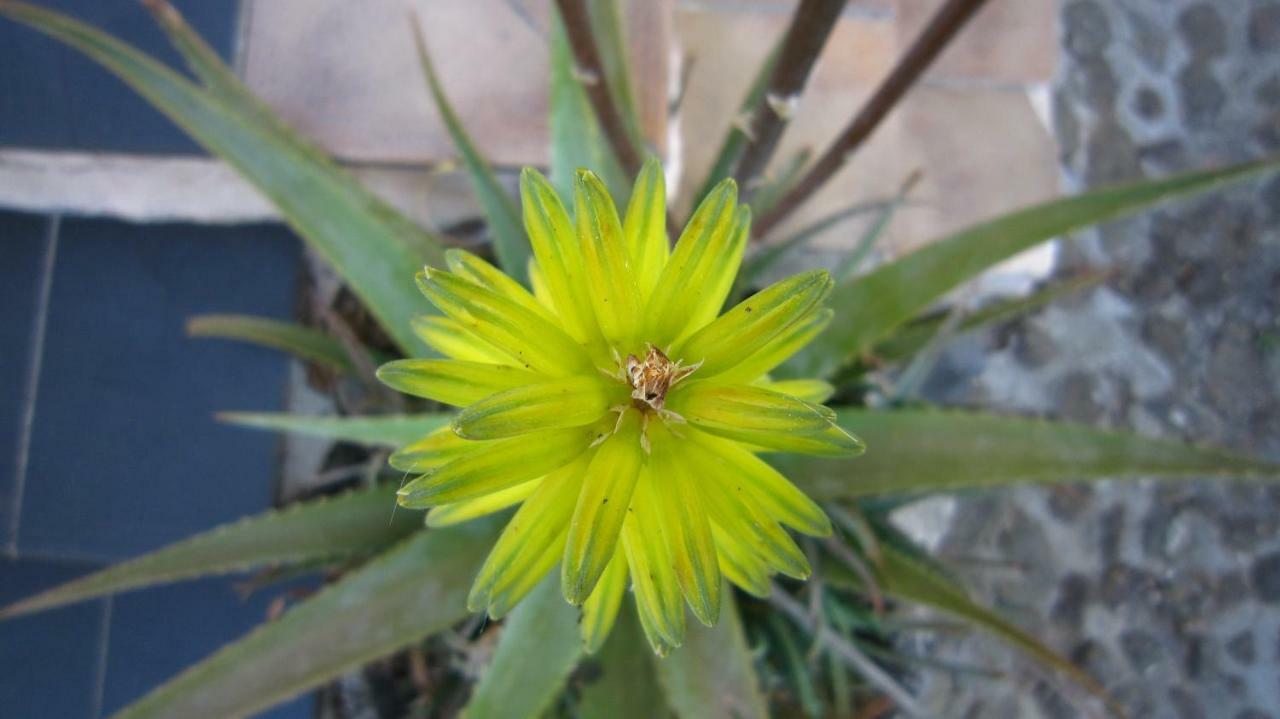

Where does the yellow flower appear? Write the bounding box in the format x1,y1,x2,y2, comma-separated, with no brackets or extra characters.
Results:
378,159,864,655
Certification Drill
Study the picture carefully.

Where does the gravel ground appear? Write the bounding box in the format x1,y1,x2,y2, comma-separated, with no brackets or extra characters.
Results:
905,2,1280,717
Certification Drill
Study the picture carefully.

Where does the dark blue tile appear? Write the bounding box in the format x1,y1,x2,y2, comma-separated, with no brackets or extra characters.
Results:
0,211,50,548
19,218,300,561
102,576,315,718
0,558,107,719
0,0,240,153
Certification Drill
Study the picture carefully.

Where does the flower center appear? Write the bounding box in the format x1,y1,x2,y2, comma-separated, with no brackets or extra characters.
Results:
624,344,699,413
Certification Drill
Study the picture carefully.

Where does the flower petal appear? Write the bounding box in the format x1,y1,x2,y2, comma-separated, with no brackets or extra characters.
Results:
754,378,836,404
453,375,619,440
731,423,867,457
623,477,686,652
425,478,540,528
678,204,750,342
468,456,587,612
487,538,563,620
574,170,643,349
562,409,645,604
581,549,628,654
711,524,772,598
388,427,473,473
715,308,833,384
519,168,600,345
644,179,739,347
676,270,832,377
667,381,835,437
376,359,541,407
690,429,834,536
622,156,669,300
648,427,721,627
417,267,589,375
410,315,513,365
446,249,555,323
398,426,594,507
527,258,557,312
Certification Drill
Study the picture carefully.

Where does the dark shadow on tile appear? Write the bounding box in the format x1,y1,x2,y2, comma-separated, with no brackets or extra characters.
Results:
102,575,317,718
0,211,50,548
20,218,300,561
0,0,240,153
0,557,107,719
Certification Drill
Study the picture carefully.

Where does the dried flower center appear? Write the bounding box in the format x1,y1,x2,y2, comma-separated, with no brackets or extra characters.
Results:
624,345,699,413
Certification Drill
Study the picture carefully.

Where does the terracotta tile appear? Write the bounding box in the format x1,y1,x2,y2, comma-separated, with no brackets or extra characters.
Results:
241,0,669,166
895,0,1057,83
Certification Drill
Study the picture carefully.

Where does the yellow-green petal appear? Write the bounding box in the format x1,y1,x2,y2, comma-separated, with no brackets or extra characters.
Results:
425,478,540,527
698,471,810,579
388,427,473,473
562,409,645,604
712,524,773,598
469,456,587,612
519,168,599,345
648,428,721,627
574,170,643,349
410,315,513,365
581,549,628,654
453,375,619,440
732,423,867,457
668,381,835,438
755,378,836,404
716,308,833,383
678,204,751,342
416,268,588,375
376,359,541,407
398,427,594,507
677,269,833,377
623,478,686,650
527,257,556,312
487,537,563,619
622,156,669,299
445,248,555,323
644,179,739,346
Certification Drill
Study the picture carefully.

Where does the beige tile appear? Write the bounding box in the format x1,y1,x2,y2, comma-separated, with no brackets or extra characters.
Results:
241,0,669,166
895,0,1057,83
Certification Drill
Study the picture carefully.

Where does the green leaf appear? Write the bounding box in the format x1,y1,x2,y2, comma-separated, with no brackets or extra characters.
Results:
549,8,628,204
463,573,583,719
737,197,894,291
587,0,644,148
0,1,444,355
779,409,1280,501
218,412,450,447
111,518,500,719
875,542,1111,709
832,169,921,282
0,484,416,619
578,609,672,719
186,314,356,372
654,591,767,719
409,19,530,282
806,155,1280,375
749,147,811,218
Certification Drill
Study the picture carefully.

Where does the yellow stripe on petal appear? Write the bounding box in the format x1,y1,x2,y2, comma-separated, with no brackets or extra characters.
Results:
622,156,669,300
712,524,772,598
398,426,594,507
667,381,835,438
676,270,833,377
623,478,686,650
453,375,619,440
445,249,556,323
417,268,588,376
562,409,645,604
376,359,541,407
410,315,513,365
519,168,600,346
677,204,750,343
468,456,587,612
699,476,810,580
527,258,557,312
754,378,836,404
388,427,473,473
425,478,540,528
581,548,628,654
487,536,564,619
644,179,739,347
648,426,721,627
574,170,643,349
690,429,834,535
716,308,832,384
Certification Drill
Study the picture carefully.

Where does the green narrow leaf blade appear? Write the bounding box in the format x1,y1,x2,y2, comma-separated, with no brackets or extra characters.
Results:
807,156,1280,375
218,412,451,447
111,518,500,719
779,409,1280,501
653,591,767,719
0,1,444,355
463,573,583,719
0,484,416,619
587,0,644,147
410,19,530,282
187,314,355,372
577,608,672,719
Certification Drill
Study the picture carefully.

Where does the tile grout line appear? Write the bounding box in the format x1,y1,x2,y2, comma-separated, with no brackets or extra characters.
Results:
90,595,113,719
7,213,59,557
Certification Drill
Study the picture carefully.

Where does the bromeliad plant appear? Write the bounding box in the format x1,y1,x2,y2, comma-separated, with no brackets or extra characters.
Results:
2,0,1279,717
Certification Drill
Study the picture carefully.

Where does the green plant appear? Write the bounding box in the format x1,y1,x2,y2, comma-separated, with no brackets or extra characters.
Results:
2,0,1278,717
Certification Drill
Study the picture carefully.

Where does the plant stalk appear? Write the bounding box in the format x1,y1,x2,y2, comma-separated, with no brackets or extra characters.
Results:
754,0,991,237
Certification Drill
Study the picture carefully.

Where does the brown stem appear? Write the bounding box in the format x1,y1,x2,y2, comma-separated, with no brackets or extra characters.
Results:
754,0,991,237
554,0,644,179
731,0,847,193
